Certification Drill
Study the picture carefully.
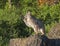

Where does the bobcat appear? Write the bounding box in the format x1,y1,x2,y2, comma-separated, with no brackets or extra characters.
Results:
23,11,45,35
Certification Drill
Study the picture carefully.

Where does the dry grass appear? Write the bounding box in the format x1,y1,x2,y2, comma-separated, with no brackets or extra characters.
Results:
38,0,59,5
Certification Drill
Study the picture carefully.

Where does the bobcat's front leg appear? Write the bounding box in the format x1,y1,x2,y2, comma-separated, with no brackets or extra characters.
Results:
39,28,45,35
34,27,45,35
34,27,39,34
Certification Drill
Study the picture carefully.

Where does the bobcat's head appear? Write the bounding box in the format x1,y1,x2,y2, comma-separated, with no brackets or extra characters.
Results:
22,11,32,27
23,11,31,22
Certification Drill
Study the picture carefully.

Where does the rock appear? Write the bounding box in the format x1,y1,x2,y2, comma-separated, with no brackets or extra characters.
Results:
47,23,60,39
9,34,48,46
47,23,60,46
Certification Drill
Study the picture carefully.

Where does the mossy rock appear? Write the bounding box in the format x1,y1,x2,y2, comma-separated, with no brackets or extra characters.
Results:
47,23,60,39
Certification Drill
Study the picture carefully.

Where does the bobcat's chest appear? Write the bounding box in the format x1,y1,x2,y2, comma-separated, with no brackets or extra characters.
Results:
27,18,38,28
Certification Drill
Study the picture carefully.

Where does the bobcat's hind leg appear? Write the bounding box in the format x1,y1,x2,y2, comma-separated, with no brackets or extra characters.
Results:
39,28,45,35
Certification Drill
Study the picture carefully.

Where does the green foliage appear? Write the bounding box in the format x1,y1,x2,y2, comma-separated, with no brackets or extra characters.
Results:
0,0,7,8
0,3,33,46
0,0,60,46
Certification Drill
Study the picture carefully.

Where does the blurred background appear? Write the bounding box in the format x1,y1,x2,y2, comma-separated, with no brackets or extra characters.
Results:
0,0,60,46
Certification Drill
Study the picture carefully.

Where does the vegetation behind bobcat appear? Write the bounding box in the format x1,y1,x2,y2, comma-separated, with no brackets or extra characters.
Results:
23,11,45,35
38,0,59,5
